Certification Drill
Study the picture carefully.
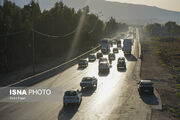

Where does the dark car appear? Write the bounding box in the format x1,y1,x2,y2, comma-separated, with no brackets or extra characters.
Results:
88,54,96,62
109,41,113,47
99,58,108,64
78,59,88,68
138,80,154,95
113,48,119,53
117,57,126,70
117,40,121,48
63,89,82,106
96,52,103,59
108,53,115,61
80,77,97,90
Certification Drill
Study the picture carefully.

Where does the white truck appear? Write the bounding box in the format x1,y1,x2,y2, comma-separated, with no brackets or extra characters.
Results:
101,38,110,54
123,39,132,55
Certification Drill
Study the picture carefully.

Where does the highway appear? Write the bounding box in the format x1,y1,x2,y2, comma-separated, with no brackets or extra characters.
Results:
0,30,161,120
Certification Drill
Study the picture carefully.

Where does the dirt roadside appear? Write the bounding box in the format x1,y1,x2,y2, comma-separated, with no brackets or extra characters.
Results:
140,35,179,120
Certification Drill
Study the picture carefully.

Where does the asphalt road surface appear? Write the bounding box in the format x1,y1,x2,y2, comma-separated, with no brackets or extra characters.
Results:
0,30,161,120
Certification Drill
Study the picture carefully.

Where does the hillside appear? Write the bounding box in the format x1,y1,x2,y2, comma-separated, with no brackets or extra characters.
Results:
63,0,180,25
5,0,180,25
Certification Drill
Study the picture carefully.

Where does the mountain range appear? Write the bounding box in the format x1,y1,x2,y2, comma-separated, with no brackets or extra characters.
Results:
63,0,180,25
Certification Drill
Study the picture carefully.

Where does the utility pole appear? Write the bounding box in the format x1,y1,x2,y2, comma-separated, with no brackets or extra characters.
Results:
32,0,35,74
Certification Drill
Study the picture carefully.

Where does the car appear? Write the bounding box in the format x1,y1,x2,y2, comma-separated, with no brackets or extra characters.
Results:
117,57,126,70
109,41,113,47
118,57,125,62
78,59,88,68
101,47,110,54
99,58,110,73
108,53,115,61
99,63,110,73
63,89,82,106
96,52,103,59
117,40,121,48
88,54,96,62
113,39,117,45
113,48,119,53
80,77,97,89
138,80,154,95
99,58,108,64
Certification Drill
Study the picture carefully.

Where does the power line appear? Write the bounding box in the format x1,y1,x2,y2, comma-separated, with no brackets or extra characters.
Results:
0,31,25,37
33,28,77,38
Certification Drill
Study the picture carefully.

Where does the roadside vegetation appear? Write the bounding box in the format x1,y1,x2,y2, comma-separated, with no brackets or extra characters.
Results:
0,1,128,85
141,22,180,119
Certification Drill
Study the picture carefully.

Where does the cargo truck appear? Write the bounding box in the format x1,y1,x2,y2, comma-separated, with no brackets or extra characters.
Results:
123,39,132,55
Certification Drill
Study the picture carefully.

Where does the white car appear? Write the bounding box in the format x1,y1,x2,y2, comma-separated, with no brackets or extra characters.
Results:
63,89,82,106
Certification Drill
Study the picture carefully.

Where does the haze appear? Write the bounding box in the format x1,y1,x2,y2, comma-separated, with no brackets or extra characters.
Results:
107,0,180,12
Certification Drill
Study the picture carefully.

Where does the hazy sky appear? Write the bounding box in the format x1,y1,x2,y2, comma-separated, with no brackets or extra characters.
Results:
106,0,180,12
1,0,180,12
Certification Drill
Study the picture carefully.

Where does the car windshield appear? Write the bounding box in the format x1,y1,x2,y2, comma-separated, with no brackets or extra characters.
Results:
89,55,94,58
65,91,77,96
79,60,85,63
100,58,107,61
140,81,152,86
82,77,92,82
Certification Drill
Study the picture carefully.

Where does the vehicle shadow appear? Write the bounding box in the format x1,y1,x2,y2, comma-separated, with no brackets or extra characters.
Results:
125,54,137,61
140,93,159,105
77,67,86,70
58,104,79,120
81,87,97,97
117,68,127,72
98,72,109,76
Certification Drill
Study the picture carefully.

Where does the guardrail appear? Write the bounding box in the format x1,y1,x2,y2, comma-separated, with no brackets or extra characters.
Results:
8,45,101,87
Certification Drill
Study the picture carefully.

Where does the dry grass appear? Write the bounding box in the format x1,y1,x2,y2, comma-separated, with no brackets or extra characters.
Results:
140,34,180,119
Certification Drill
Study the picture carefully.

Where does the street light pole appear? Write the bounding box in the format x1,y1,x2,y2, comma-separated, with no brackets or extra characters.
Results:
32,0,35,74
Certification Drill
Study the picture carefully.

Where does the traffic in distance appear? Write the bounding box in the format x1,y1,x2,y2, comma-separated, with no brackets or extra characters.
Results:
63,28,154,106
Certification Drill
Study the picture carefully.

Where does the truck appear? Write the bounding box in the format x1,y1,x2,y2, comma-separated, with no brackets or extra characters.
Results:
101,38,110,54
123,39,132,55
